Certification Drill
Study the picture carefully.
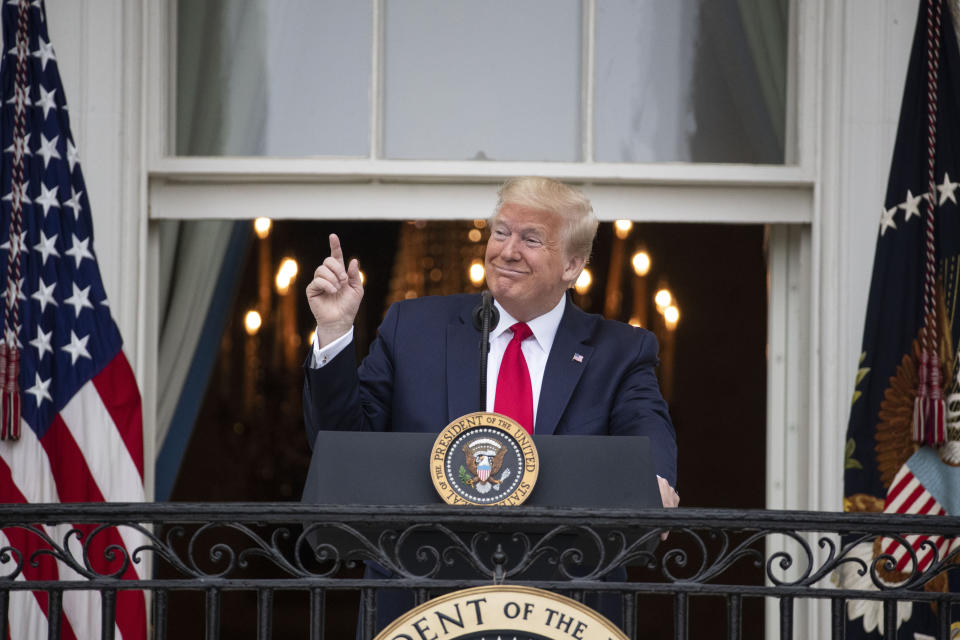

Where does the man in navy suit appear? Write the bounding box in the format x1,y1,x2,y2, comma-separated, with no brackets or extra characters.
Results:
303,176,678,497
303,177,678,632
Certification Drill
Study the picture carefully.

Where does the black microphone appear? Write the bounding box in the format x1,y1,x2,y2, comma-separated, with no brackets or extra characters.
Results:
471,290,500,332
471,291,499,411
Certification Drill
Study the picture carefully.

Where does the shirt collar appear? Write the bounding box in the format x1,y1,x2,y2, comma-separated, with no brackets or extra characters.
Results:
491,294,566,352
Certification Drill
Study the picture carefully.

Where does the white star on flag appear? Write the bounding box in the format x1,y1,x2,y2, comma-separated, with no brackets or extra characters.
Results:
63,186,82,219
64,233,93,268
63,282,93,318
1,229,27,255
33,230,59,265
2,276,25,306
66,138,79,172
937,172,959,206
61,330,91,365
31,35,54,71
5,323,21,349
880,205,898,236
35,84,56,119
31,277,57,312
3,132,30,156
36,133,59,168
35,182,59,217
899,189,924,222
25,372,52,406
2,179,31,207
28,326,52,360
5,90,31,107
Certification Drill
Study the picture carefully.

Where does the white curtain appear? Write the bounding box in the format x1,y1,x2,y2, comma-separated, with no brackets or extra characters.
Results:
595,0,788,163
155,0,267,459
736,0,789,156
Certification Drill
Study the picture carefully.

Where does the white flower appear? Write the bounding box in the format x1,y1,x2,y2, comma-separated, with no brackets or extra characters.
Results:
834,541,913,634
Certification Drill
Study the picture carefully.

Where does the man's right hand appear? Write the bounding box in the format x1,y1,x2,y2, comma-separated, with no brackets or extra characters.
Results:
306,234,364,348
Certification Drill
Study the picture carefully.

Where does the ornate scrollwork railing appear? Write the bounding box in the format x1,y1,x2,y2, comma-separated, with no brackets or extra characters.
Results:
0,504,959,639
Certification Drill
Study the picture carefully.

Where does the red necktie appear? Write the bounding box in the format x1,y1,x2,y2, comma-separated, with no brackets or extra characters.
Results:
495,322,534,434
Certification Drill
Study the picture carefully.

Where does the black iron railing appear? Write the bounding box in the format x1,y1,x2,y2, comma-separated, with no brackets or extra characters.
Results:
0,504,958,639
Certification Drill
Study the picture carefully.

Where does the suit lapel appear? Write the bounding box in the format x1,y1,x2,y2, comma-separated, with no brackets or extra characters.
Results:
446,303,482,422
535,301,594,435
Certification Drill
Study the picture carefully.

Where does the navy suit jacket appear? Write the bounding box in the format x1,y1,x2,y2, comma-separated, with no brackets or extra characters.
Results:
303,292,677,486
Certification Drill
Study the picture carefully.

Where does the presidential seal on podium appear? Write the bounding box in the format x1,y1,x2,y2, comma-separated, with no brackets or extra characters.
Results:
430,412,539,506
374,584,628,640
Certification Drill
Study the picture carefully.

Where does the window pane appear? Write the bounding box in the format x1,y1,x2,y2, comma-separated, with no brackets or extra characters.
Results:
383,0,581,161
176,0,371,156
595,0,788,163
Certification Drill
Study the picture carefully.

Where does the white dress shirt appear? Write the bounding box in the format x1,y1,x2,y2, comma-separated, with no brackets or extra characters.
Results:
484,295,565,423
310,295,567,428
311,325,354,368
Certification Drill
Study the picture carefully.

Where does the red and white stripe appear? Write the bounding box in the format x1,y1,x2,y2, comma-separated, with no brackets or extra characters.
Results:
880,464,960,574
0,352,146,640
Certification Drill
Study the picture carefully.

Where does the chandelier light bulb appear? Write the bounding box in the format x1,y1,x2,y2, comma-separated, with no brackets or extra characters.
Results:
631,251,651,276
468,262,485,285
253,217,272,239
244,310,262,335
275,258,299,293
654,289,672,312
664,305,680,330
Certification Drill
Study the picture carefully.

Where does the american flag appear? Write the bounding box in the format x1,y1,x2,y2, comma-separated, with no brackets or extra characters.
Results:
880,457,960,576
0,2,146,639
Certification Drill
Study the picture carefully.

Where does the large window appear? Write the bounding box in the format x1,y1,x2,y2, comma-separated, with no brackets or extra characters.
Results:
175,0,790,163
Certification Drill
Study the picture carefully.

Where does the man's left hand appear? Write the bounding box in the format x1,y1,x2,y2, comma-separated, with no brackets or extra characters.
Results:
658,475,679,508
658,476,678,541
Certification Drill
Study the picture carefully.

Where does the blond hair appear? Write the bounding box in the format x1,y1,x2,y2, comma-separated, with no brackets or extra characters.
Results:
493,177,599,261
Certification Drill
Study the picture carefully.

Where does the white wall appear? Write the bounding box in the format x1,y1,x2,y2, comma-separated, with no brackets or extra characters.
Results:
812,0,915,516
838,0,915,427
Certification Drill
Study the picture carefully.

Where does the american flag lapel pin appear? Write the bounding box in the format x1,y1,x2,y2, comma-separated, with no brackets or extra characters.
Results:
572,353,584,363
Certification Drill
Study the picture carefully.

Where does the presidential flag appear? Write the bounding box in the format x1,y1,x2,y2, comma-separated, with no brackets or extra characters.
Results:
841,0,960,636
0,1,146,639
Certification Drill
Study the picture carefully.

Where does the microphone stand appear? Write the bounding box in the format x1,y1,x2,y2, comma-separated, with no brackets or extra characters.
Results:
477,290,498,411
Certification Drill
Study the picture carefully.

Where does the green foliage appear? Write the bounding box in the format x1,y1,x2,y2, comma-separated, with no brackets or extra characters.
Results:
845,438,863,470
850,352,870,407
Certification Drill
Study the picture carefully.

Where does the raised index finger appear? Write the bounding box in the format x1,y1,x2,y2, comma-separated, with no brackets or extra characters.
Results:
328,233,345,268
